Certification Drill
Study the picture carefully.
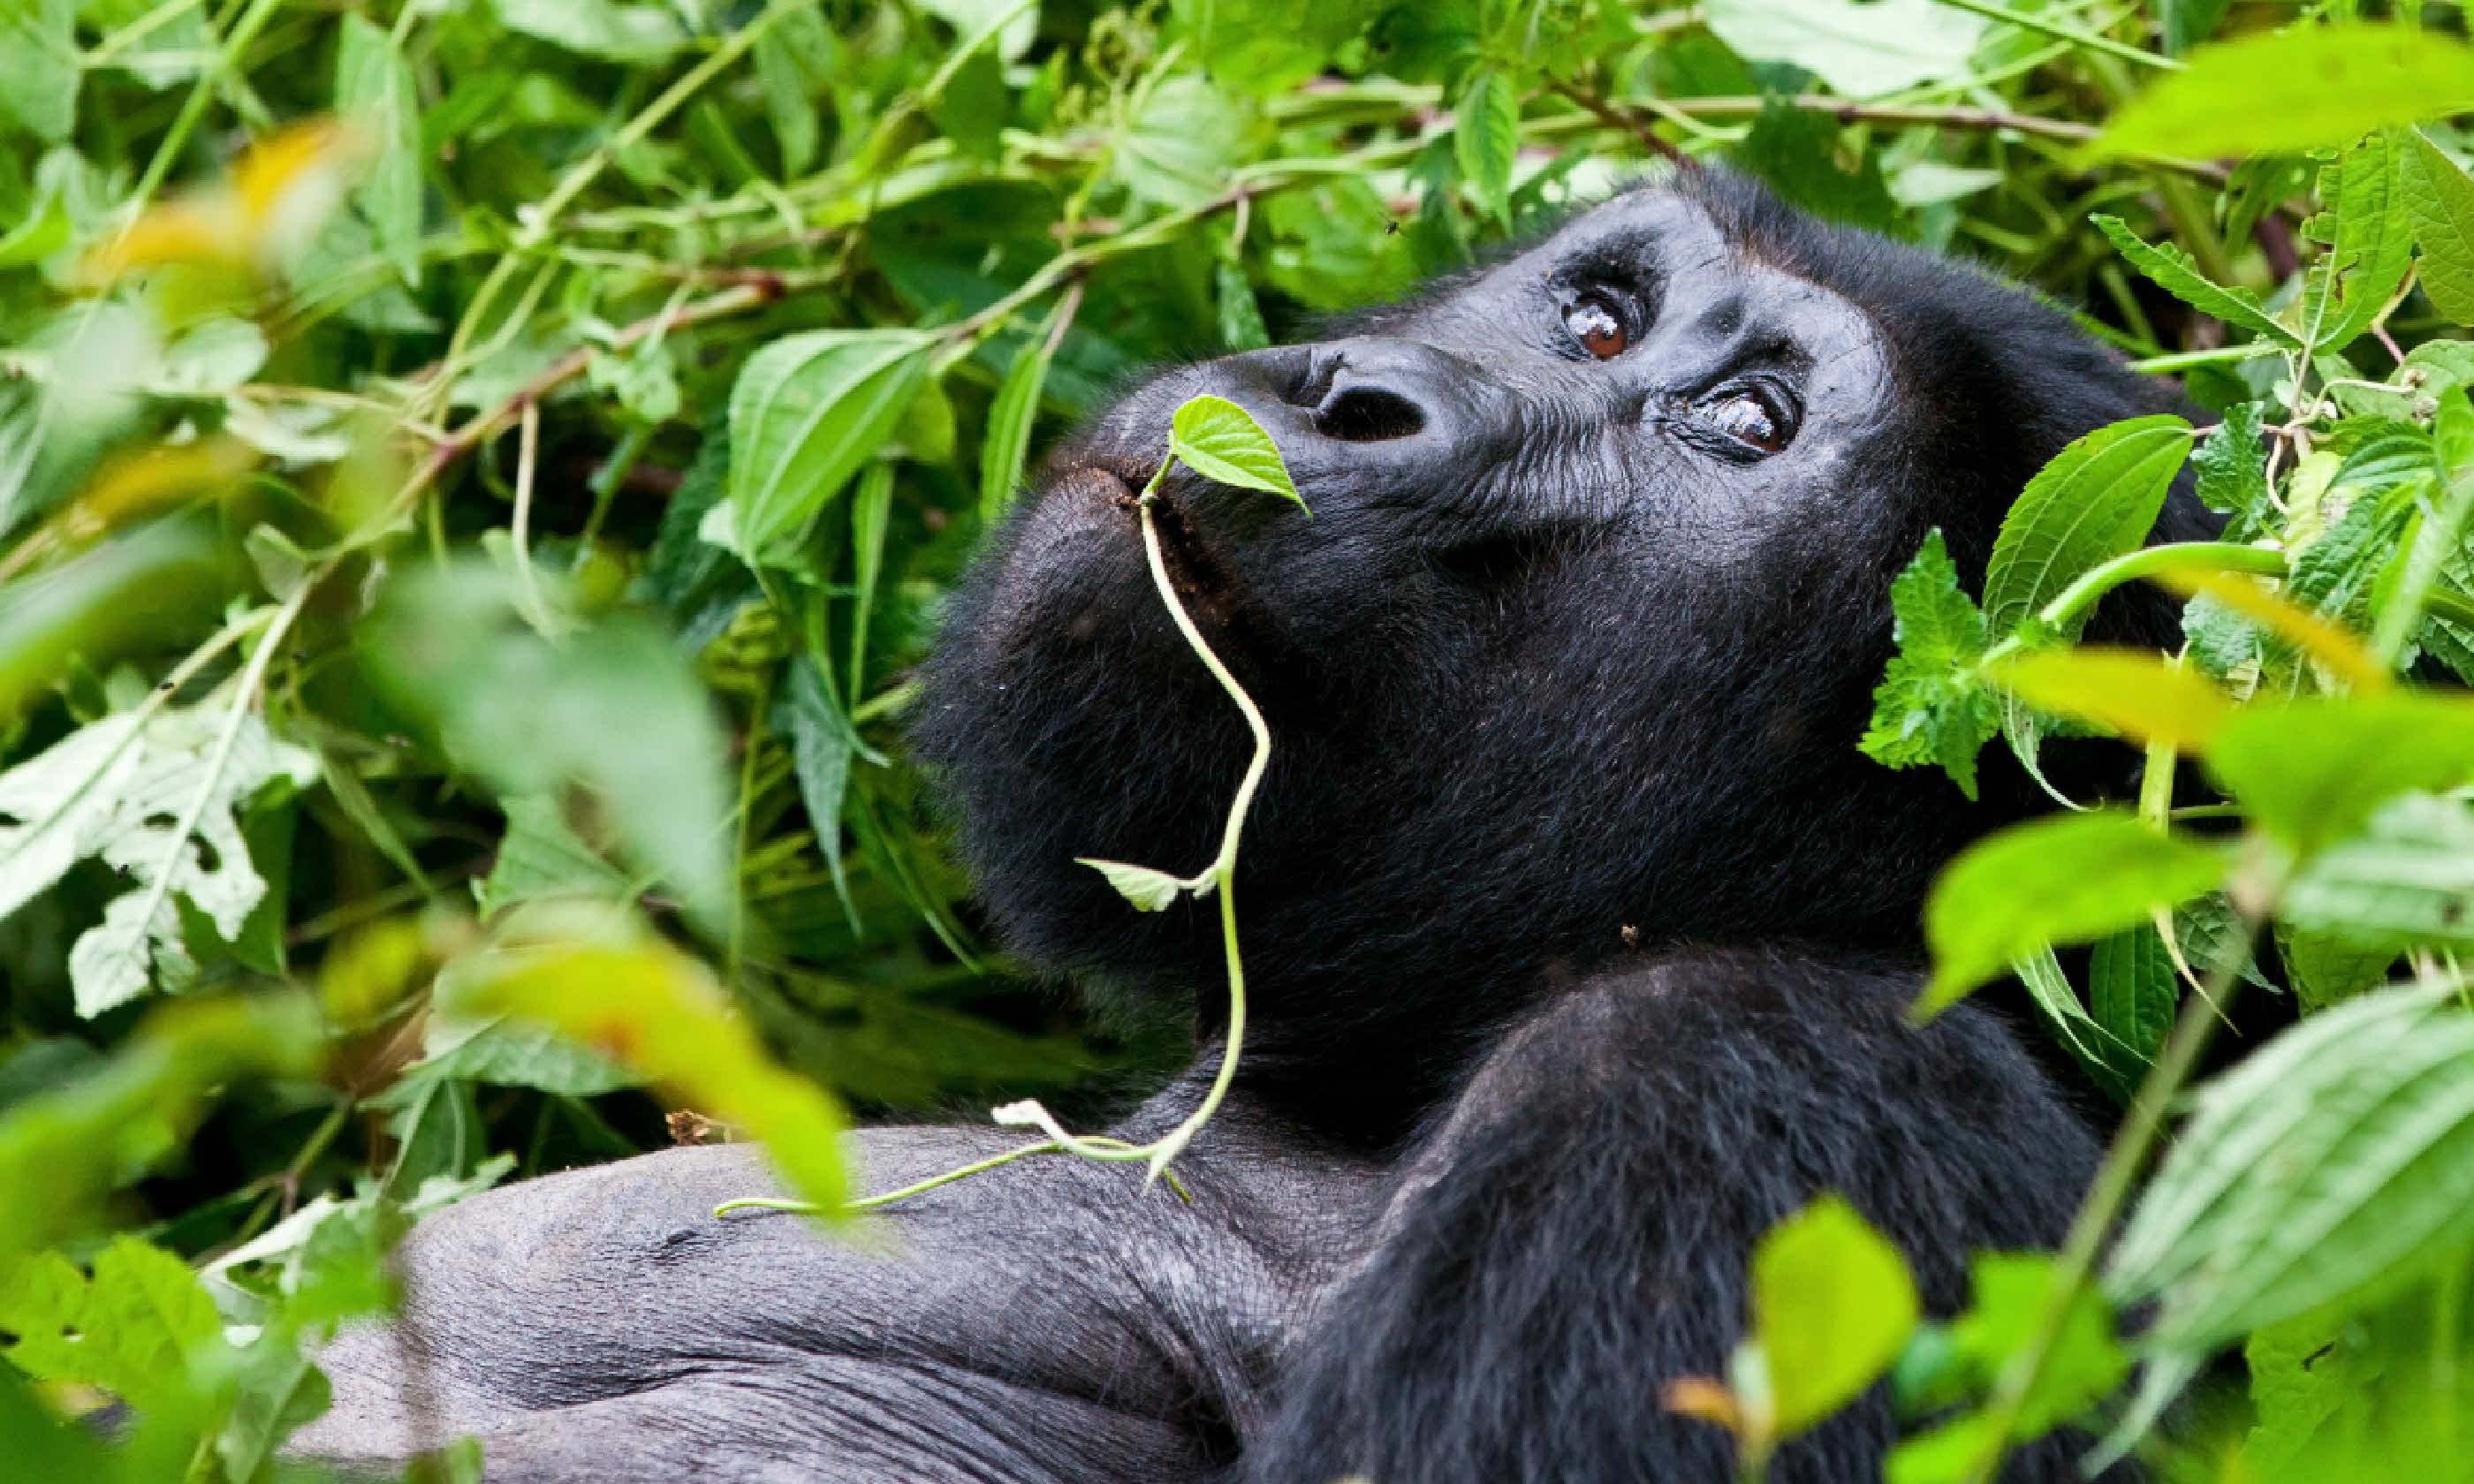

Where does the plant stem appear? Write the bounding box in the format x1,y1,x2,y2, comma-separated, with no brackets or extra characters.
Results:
1928,0,2180,70
1954,876,2272,1484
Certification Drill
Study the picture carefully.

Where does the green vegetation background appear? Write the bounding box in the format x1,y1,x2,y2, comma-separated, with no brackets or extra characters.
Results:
11,0,2474,1479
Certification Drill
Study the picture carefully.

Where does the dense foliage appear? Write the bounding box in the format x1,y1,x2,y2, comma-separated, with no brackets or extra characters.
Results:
10,0,2474,1479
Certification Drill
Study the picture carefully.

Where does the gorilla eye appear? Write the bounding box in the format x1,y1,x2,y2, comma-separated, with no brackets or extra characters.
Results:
1563,292,1630,360
1696,385,1797,456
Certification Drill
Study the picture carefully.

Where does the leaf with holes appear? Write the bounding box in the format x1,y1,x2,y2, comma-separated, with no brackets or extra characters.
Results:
0,708,316,1017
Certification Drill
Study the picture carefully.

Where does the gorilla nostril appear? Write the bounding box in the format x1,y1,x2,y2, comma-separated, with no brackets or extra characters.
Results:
1317,386,1426,443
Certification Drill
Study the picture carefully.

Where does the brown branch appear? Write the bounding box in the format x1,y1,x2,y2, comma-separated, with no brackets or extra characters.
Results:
1551,80,1692,170
414,276,784,491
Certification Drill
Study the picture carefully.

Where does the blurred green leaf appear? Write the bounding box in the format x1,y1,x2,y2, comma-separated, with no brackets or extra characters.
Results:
337,14,422,285
1702,0,1985,98
368,563,737,933
1921,812,2225,1013
2087,26,2474,163
2110,980,2474,1351
0,0,77,142
2206,693,2474,852
1750,1194,1920,1437
1452,69,1517,226
495,0,688,61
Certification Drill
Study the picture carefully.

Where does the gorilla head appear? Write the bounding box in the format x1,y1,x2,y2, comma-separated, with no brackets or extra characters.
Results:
920,170,2203,1129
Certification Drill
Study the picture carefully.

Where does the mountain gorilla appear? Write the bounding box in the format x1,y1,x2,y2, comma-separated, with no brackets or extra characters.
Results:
296,171,2203,1480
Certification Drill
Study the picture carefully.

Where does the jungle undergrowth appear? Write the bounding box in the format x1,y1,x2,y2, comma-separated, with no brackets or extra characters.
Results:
714,395,1304,1217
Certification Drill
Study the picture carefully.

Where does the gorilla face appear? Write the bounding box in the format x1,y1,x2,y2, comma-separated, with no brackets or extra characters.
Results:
919,171,2195,1119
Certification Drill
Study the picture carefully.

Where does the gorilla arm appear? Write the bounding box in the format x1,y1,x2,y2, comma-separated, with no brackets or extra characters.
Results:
1241,947,2119,1484
291,1077,1377,1484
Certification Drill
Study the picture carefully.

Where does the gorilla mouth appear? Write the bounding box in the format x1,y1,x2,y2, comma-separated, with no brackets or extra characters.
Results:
1051,458,1267,651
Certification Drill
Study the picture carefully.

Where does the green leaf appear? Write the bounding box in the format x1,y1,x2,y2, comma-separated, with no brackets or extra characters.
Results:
2093,217,2298,348
2276,920,2401,1011
368,563,737,934
2090,923,2178,1073
1859,530,2000,799
1750,1194,1921,1437
1992,647,2235,750
2,1235,229,1413
1075,857,1188,912
1921,812,2226,1014
2011,945,2117,1086
725,329,932,565
2191,401,2272,534
2085,25,2474,163
474,794,632,916
1982,414,2193,637
1701,0,1985,99
781,658,860,932
2108,980,2474,1350
2282,791,2474,948
0,0,78,141
2205,693,2474,852
0,708,318,1018
2295,132,2414,352
2403,131,2474,325
1216,259,1271,352
493,0,688,61
1452,68,1518,225
1947,1253,2128,1435
1169,394,1305,508
337,14,421,285
1114,72,1249,209
2159,0,2229,54
981,314,1061,525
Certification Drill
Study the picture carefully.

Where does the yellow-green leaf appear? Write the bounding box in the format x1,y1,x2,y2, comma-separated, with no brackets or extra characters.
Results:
2085,26,2474,163
1752,1194,1921,1437
1169,394,1305,509
1921,813,2226,1014
1992,648,2235,750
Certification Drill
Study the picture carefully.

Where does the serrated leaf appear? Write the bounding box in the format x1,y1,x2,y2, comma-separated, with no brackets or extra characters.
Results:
2108,980,2474,1350
1982,415,2192,637
2403,130,2474,324
2192,402,2271,531
2282,791,2474,948
1859,529,2000,798
1920,812,2226,1014
337,14,421,284
1,1235,229,1413
1075,857,1188,912
2296,132,2414,352
2094,217,2297,347
1751,1195,1920,1437
0,708,317,1017
2091,924,2178,1072
725,329,932,564
1452,68,1518,224
2085,25,2474,163
1169,394,1304,507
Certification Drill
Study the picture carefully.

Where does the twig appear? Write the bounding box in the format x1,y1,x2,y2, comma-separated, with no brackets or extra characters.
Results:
1550,79,1690,169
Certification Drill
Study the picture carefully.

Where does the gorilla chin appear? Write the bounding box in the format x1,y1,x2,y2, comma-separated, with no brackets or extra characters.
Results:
293,170,2204,1483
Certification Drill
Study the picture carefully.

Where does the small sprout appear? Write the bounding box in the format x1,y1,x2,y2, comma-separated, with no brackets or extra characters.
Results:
1075,856,1191,912
1165,394,1308,511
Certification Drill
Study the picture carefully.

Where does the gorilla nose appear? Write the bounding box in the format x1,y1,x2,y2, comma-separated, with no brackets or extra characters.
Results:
1315,383,1426,443
1288,340,1460,448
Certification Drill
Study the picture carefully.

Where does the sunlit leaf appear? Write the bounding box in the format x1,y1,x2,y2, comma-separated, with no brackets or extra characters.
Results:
2094,217,2297,348
2205,693,2474,851
1702,0,1985,99
1751,1194,1921,1436
1920,812,2225,1014
2088,26,2474,162
1992,647,2235,750
1075,857,1188,912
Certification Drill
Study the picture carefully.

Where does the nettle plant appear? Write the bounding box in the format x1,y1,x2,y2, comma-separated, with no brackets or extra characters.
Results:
1680,126,2474,1484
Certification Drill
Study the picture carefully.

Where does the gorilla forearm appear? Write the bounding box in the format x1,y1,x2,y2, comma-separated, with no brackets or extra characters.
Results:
296,1094,1379,1481
1244,948,2109,1484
